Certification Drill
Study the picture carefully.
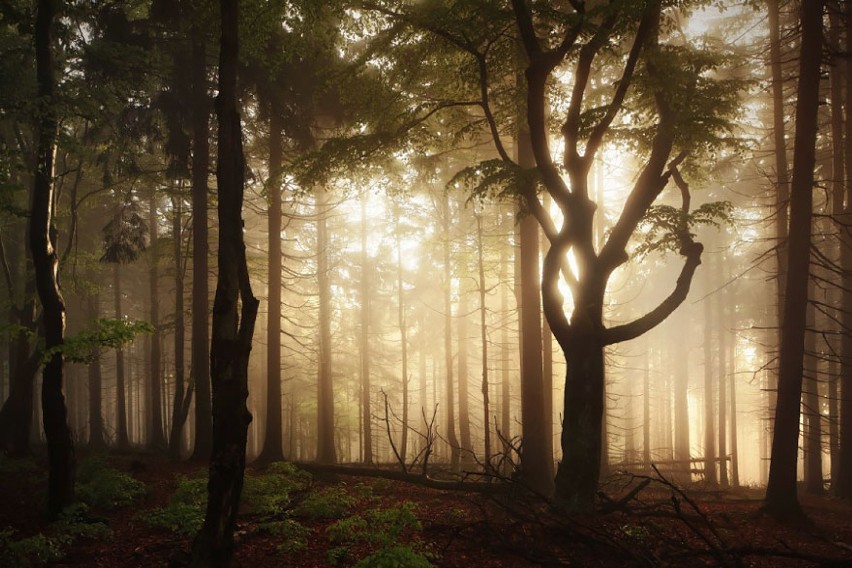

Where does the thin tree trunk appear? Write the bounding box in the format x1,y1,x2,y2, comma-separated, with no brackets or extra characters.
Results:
258,107,284,463
169,194,190,459
191,0,259,560
703,273,717,484
149,193,165,450
32,0,74,515
673,308,690,483
87,289,105,449
643,347,651,472
113,263,129,448
360,192,372,464
518,130,553,496
729,321,740,488
765,0,823,517
395,205,409,463
718,291,728,488
803,290,822,493
315,186,335,464
442,193,460,471
476,213,491,464
499,224,511,464
190,30,212,462
457,270,472,462
833,2,852,499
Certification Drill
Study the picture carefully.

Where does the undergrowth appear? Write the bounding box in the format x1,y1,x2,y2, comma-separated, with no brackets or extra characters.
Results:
326,502,433,567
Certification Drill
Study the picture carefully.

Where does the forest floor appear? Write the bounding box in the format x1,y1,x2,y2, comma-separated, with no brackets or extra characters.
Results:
2,451,852,567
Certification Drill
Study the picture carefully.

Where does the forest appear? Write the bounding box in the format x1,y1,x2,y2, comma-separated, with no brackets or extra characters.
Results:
2,0,852,566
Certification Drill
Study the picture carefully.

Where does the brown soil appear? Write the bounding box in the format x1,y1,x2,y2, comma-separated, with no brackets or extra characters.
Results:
2,452,851,567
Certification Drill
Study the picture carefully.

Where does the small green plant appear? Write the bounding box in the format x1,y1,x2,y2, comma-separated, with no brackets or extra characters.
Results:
293,486,354,520
255,519,311,554
144,475,207,536
326,503,430,567
620,524,651,542
76,455,147,509
327,545,349,566
242,465,308,516
354,545,432,568
0,505,110,567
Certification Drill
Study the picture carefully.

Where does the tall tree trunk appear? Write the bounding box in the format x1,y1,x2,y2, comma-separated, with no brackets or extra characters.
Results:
729,318,740,488
834,1,852,499
703,281,717,483
718,291,729,488
87,289,105,449
315,186,335,464
673,308,690,483
499,223,511,464
169,194,190,459
360,192,372,464
191,0,259,561
31,0,74,516
113,263,129,449
457,270,472,462
518,131,553,496
442,193,460,470
476,213,491,464
395,208,409,463
803,290,822,493
148,193,165,450
767,0,790,456
0,300,38,456
764,0,823,518
258,108,284,463
190,30,212,462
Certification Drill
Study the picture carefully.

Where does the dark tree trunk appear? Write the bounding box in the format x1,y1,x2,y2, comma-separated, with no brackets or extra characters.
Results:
476,213,491,463
149,193,165,450
836,0,852,500
442,194,460,470
191,0,259,561
703,274,717,484
457,273,472,462
315,186,335,464
718,291,728,488
803,293,822,493
257,107,284,463
31,0,74,516
395,208,410,463
87,289,105,449
499,223,511,465
767,0,790,456
764,0,823,518
360,192,373,464
0,298,38,456
169,194,190,459
190,31,212,462
517,131,553,496
113,264,129,449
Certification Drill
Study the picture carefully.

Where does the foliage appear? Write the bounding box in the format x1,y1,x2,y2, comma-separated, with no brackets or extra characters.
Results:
0,455,40,475
634,201,733,257
143,475,207,536
0,504,110,567
76,455,147,509
293,486,355,520
42,318,154,365
100,202,149,264
242,462,311,516
255,519,311,554
446,159,540,206
327,502,431,567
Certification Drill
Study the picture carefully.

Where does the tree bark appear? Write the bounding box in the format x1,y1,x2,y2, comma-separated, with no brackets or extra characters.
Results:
191,0,259,561
190,29,212,462
395,204,409,463
87,289,105,449
169,193,190,459
835,0,852,500
149,192,165,450
703,271,717,484
442,193,460,470
31,0,74,516
113,263,129,449
315,186,336,464
764,0,823,518
718,290,728,488
257,107,284,463
360,192,373,464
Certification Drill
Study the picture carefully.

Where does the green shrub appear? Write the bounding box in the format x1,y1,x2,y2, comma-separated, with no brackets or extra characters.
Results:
242,467,306,516
293,487,354,520
264,461,312,488
76,456,147,509
327,545,349,566
0,505,110,567
327,502,420,547
254,519,311,554
354,545,432,568
0,456,40,476
144,476,207,536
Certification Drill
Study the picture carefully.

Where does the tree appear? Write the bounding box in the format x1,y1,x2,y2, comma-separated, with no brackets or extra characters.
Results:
191,0,259,561
31,0,74,516
764,0,824,518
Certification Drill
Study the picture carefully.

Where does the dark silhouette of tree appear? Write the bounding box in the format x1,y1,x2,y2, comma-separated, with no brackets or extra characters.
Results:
191,0,259,561
31,0,74,516
764,0,824,518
